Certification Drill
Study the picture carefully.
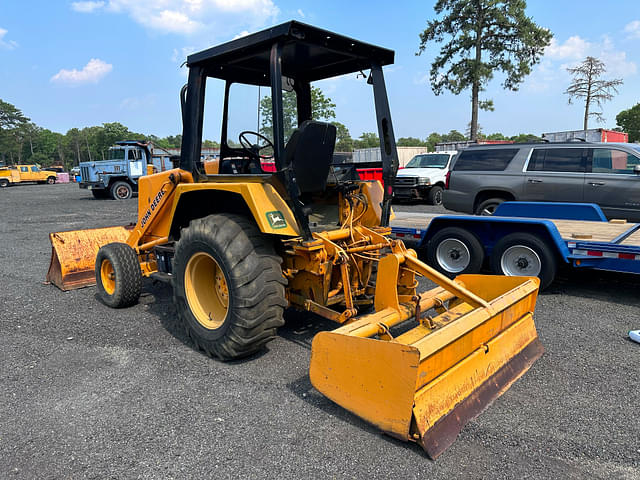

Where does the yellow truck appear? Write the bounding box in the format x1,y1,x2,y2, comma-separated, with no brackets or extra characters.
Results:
0,165,57,187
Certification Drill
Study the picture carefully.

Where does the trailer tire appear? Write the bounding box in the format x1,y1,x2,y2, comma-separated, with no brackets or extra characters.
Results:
92,189,110,199
46,176,56,184
428,185,444,206
490,232,556,290
95,242,142,308
0,179,9,188
173,213,287,361
427,227,484,277
111,181,133,200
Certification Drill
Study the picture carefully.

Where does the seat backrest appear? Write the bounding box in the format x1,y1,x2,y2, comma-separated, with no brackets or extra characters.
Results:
283,120,336,193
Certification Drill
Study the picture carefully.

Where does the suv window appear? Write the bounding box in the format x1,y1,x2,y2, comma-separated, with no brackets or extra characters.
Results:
591,148,640,174
527,148,585,173
453,148,518,171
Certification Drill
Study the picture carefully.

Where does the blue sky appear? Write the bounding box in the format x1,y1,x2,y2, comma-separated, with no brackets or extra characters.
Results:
1,1,639,141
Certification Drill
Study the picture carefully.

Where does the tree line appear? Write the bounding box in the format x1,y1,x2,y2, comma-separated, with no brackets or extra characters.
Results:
0,99,221,170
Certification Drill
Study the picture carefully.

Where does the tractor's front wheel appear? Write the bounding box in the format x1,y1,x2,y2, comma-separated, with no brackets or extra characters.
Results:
95,242,142,308
173,213,287,360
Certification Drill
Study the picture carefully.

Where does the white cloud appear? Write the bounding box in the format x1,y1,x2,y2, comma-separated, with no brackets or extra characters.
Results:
545,36,591,60
171,46,194,63
530,34,637,92
0,27,18,50
50,58,113,86
71,1,105,13
145,9,200,34
72,0,279,37
232,30,250,40
297,8,304,18
624,20,640,39
600,50,637,77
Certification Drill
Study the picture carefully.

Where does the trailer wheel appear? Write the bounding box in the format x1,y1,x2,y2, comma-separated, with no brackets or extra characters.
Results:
111,181,133,200
490,233,556,290
0,179,9,188
428,185,444,206
173,213,287,361
427,227,484,277
95,242,142,308
46,176,56,184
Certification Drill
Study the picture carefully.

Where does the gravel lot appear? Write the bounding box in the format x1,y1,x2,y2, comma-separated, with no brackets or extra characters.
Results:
1,183,639,479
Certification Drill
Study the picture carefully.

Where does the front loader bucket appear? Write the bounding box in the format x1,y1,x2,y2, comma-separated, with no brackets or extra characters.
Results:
46,226,132,291
310,272,543,459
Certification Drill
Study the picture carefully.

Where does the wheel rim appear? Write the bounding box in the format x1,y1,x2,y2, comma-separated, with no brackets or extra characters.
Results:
480,203,498,215
436,238,471,273
185,252,229,330
100,259,116,295
433,189,443,205
500,245,541,277
48,177,55,184
115,185,130,199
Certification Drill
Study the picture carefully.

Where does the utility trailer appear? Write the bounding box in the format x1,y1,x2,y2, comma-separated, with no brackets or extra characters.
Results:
391,202,640,289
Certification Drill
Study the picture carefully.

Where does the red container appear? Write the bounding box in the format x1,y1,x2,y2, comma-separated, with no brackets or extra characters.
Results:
261,161,277,172
356,168,383,183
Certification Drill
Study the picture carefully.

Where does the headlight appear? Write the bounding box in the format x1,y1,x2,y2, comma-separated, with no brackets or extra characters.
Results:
417,177,431,185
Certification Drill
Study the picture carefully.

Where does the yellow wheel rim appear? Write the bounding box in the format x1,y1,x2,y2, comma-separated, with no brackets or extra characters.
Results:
185,252,229,330
100,259,116,295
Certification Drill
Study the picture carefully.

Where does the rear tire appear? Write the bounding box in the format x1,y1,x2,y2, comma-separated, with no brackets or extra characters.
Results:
428,185,444,206
0,179,9,188
172,213,287,360
95,242,142,308
47,176,56,184
475,197,505,216
111,181,133,200
426,227,484,277
490,232,556,290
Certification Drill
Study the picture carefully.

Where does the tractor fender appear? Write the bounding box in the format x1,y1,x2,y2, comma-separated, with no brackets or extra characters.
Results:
138,178,301,241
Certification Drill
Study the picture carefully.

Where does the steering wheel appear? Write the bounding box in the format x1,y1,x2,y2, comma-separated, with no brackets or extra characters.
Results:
238,131,274,160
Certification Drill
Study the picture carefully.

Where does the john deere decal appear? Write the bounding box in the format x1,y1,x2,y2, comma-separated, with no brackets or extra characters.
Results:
266,210,287,229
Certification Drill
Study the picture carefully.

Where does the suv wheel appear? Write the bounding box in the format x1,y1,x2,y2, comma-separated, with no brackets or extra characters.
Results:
475,197,505,216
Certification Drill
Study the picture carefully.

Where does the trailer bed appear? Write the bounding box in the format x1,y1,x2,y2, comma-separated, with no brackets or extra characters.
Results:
390,203,640,284
391,212,638,245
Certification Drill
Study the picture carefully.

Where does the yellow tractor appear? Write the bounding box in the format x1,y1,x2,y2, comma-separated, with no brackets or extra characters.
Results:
47,21,543,458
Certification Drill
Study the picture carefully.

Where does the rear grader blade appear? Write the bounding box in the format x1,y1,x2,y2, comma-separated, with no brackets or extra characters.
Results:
46,226,131,291
310,251,543,459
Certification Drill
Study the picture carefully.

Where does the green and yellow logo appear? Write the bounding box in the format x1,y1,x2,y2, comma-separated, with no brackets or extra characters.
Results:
266,210,287,229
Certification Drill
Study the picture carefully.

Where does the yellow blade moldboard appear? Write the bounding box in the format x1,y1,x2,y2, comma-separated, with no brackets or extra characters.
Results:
309,274,542,459
46,226,131,291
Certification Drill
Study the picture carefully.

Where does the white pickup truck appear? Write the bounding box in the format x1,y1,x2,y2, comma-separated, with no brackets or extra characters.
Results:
393,151,457,205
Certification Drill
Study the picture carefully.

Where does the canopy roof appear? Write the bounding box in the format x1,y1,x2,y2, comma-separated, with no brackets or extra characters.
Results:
187,21,395,86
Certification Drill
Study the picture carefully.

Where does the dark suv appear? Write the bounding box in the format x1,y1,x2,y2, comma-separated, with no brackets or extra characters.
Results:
443,142,640,221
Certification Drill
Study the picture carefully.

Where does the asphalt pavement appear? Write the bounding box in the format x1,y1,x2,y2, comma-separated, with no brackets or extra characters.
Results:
1,183,639,479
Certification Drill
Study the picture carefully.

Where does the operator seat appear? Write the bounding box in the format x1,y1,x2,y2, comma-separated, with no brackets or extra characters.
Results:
284,120,336,193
